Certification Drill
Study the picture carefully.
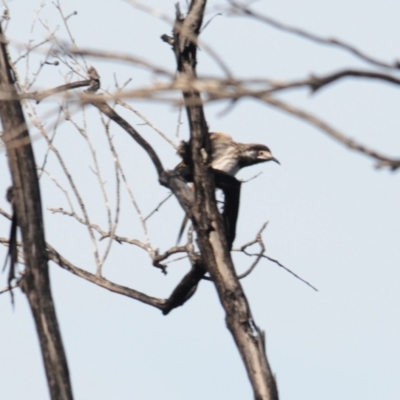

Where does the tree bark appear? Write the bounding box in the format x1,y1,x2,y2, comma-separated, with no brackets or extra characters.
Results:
168,2,279,399
0,26,73,400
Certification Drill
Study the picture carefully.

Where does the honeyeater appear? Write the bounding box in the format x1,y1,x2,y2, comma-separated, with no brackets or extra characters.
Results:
176,132,279,243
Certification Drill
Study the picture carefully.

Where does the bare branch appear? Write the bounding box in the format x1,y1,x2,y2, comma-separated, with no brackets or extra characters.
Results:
91,99,165,177
48,208,105,236
144,193,173,221
152,245,187,266
66,108,115,270
0,237,205,315
13,36,56,65
98,110,122,264
47,207,187,274
0,24,73,399
37,105,63,180
26,79,91,102
0,207,11,219
162,259,206,315
38,167,75,211
230,1,400,69
175,106,183,139
26,104,102,272
54,0,89,72
116,100,177,149
96,106,151,244
233,223,318,291
265,69,400,94
46,242,166,310
68,48,174,77
240,171,262,183
237,222,268,279
261,95,400,170
261,254,318,292
168,2,279,399
0,281,19,295
126,0,233,78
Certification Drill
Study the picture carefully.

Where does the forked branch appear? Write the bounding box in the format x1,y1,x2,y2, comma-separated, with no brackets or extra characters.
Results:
164,2,279,399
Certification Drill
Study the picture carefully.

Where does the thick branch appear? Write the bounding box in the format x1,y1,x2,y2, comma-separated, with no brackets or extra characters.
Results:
0,236,206,315
162,258,206,315
28,80,91,102
168,2,279,399
0,26,73,400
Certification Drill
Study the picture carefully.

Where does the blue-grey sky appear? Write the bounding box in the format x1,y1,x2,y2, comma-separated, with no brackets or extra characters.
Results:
1,1,399,399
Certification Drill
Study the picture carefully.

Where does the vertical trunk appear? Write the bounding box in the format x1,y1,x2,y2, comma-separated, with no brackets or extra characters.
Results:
170,2,279,399
0,26,73,400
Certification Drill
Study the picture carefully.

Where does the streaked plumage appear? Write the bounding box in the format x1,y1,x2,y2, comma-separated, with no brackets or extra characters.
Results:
210,132,279,175
177,132,279,244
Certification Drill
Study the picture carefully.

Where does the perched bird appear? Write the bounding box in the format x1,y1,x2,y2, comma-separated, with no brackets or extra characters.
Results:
176,132,279,244
208,132,279,174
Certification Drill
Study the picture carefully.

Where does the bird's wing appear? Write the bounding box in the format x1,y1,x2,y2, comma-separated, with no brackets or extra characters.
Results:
210,132,240,175
210,132,234,156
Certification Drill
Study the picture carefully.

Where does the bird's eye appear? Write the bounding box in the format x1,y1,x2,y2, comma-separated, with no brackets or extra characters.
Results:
258,150,265,156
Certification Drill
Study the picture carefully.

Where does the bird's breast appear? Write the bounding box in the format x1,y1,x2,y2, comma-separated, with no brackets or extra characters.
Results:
211,154,240,176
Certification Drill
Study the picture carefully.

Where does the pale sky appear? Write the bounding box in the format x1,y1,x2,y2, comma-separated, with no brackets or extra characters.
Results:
1,1,399,399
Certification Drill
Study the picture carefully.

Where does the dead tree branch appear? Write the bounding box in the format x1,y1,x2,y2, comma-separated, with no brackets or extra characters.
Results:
0,25,73,400
230,1,400,69
165,2,279,399
46,242,166,310
264,69,400,94
90,100,165,177
0,235,208,316
27,79,91,102
260,95,400,170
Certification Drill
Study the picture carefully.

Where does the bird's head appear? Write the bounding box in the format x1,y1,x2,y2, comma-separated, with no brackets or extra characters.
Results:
239,144,280,168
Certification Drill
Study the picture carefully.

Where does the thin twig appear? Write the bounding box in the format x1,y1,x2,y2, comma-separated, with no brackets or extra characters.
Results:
144,193,173,221
260,95,400,170
54,0,89,71
39,167,75,212
262,253,318,292
127,0,233,78
240,171,262,183
237,222,268,279
68,48,174,77
46,240,166,310
26,105,102,271
96,108,151,245
230,1,400,69
37,105,63,179
116,99,177,149
65,108,112,273
201,12,223,32
175,106,183,139
91,100,165,177
0,280,19,295
99,111,121,265
233,222,318,291
264,69,400,95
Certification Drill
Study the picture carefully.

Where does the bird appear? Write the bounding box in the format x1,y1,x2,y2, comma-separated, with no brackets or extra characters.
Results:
209,132,279,174
176,132,279,244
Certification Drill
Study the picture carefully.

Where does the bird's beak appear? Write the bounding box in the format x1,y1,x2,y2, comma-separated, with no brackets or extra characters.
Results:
270,156,280,165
